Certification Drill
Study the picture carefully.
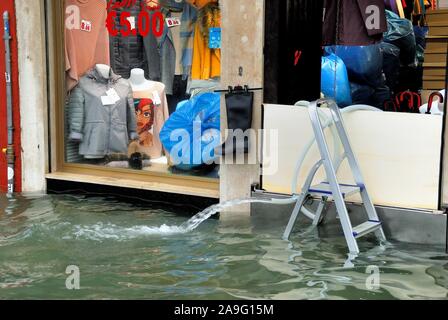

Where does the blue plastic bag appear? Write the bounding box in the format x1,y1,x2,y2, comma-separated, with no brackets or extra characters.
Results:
350,82,391,109
160,93,221,170
325,45,384,88
321,53,352,107
350,82,375,105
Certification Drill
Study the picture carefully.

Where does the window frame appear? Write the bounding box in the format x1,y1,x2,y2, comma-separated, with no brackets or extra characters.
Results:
45,0,220,196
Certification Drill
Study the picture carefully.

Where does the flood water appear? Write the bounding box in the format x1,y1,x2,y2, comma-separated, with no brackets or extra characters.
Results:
0,193,447,300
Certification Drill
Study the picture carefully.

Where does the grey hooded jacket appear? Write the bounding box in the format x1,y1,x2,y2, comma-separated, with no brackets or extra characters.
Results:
68,68,138,159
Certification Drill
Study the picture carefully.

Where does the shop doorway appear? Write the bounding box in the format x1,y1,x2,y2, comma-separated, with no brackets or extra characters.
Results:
261,1,447,212
263,0,323,105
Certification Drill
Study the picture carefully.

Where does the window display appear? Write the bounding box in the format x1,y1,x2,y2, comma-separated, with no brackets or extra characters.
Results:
64,0,221,178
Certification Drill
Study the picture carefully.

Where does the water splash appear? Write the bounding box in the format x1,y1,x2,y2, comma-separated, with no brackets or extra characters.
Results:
180,198,277,232
70,223,187,241
68,198,280,241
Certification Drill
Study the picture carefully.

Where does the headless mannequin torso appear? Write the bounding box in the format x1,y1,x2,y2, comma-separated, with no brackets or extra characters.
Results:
96,64,111,79
128,68,170,159
129,68,154,91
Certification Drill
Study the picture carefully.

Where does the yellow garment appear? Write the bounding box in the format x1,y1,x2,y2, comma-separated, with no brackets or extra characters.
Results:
191,4,221,80
188,0,218,9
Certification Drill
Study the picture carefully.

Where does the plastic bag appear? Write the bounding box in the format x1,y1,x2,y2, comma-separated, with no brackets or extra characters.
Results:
383,10,417,66
325,45,384,88
350,82,375,105
350,82,391,109
371,85,392,109
381,42,401,92
413,25,428,65
160,93,221,170
321,53,352,107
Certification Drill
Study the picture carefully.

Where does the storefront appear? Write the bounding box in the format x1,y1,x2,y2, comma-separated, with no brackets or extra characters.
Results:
8,0,448,219
44,0,226,199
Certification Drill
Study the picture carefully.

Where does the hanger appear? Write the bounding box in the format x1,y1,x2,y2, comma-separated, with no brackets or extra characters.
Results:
215,85,263,94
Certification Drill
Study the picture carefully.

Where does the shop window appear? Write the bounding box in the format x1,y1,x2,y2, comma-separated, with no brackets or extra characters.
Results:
264,0,446,113
62,0,222,179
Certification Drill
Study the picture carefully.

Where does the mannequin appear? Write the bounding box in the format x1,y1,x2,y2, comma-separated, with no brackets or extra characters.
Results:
128,68,170,159
96,64,111,79
129,68,153,91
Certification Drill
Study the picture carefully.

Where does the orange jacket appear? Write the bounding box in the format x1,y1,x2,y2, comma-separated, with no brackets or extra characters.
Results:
191,0,221,80
191,23,221,80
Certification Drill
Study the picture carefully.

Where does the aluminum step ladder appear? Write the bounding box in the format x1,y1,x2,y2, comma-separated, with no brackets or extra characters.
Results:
283,99,386,255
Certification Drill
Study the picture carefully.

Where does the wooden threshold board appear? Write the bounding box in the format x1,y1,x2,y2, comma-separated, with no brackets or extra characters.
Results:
46,172,220,199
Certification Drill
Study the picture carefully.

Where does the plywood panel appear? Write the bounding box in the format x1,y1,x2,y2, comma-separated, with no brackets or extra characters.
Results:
263,104,443,211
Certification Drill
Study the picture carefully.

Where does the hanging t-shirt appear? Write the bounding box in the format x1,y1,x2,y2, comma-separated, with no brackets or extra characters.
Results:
65,0,110,91
132,82,170,159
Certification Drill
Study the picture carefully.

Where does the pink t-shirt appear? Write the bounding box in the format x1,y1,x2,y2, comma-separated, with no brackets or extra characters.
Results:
65,0,110,91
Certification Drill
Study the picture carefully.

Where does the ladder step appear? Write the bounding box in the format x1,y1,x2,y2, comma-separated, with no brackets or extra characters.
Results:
352,221,382,239
308,182,361,199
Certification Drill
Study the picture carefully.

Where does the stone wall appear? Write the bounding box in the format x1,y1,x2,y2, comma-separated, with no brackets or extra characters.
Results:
15,0,48,192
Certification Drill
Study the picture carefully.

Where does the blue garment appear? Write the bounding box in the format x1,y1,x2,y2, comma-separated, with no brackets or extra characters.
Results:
160,93,221,170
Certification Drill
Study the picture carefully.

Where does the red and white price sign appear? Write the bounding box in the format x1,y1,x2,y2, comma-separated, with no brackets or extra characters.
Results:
80,20,92,32
165,17,181,28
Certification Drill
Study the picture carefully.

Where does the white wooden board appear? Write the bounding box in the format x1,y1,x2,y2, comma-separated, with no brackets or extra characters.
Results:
262,104,443,211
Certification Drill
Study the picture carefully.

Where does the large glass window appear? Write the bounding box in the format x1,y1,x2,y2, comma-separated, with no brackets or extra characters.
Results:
63,0,221,179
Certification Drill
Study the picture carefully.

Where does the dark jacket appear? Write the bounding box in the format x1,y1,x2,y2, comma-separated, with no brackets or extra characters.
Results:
323,0,388,46
109,0,181,93
109,0,149,79
68,68,138,159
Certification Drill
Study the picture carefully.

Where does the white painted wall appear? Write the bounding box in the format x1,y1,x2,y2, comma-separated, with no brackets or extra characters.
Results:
15,0,48,192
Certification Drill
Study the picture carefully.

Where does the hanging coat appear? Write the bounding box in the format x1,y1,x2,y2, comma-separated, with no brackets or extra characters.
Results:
323,0,388,46
68,68,138,159
109,0,149,79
